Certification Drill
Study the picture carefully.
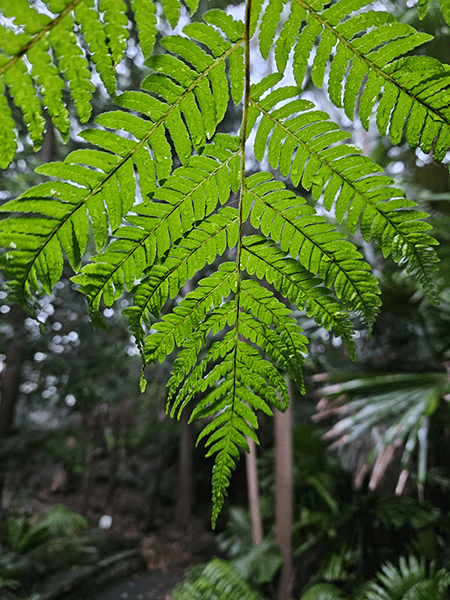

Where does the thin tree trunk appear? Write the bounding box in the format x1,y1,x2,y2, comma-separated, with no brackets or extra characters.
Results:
174,408,193,528
274,378,294,600
0,115,54,505
0,306,25,503
245,434,263,546
0,327,22,440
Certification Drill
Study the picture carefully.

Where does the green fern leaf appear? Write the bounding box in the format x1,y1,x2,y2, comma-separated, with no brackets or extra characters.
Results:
148,273,306,404
275,1,307,74
0,42,239,303
72,139,239,315
362,555,446,600
143,26,243,154
0,80,19,167
99,0,128,67
173,558,260,600
141,260,238,366
419,0,450,25
250,84,439,303
418,0,431,19
28,38,70,141
264,1,450,170
205,9,244,43
228,46,245,105
243,173,380,330
440,0,450,24
74,0,117,96
127,206,237,334
49,19,94,124
3,61,46,151
0,0,116,165
130,0,157,59
163,330,288,527
259,0,286,60
196,339,288,527
249,0,264,38
241,235,356,360
240,280,307,387
0,0,213,164
161,0,180,28
1,0,51,35
184,0,200,15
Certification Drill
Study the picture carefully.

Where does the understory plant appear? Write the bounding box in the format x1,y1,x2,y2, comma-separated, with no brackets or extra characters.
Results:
0,505,89,589
300,555,450,600
1,0,448,525
172,557,261,600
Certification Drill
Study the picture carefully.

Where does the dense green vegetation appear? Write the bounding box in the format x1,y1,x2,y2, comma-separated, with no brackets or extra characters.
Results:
1,0,450,599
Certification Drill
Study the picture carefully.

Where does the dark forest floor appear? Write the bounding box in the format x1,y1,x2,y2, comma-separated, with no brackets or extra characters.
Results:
1,454,218,600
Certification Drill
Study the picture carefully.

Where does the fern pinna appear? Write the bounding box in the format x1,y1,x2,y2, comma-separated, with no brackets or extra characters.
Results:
0,0,443,525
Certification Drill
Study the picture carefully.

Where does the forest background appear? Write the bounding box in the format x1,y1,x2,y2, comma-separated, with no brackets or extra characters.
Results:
1,0,450,599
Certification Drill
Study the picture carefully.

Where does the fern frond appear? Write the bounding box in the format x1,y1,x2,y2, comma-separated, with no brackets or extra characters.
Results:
0,0,108,164
143,16,244,153
71,140,239,320
0,0,442,531
259,0,287,60
241,235,356,360
250,84,439,303
161,275,307,405
0,78,21,164
2,59,47,154
243,172,381,331
0,41,240,308
262,0,450,172
240,279,307,388
177,334,288,526
0,0,191,167
173,558,260,600
362,555,445,600
49,16,95,124
129,0,157,59
122,207,238,348
99,0,128,67
138,249,308,524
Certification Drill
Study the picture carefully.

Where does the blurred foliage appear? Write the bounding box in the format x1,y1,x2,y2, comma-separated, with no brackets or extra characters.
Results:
299,555,450,600
172,557,261,600
0,505,90,591
314,371,450,495
217,507,282,589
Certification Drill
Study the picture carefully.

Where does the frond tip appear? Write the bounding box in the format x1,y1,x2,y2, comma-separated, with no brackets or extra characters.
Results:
186,336,291,528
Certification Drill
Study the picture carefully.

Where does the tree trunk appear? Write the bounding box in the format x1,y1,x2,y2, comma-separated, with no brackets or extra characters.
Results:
174,409,194,528
246,434,263,546
274,378,294,600
0,113,54,505
0,310,23,441
0,305,25,503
